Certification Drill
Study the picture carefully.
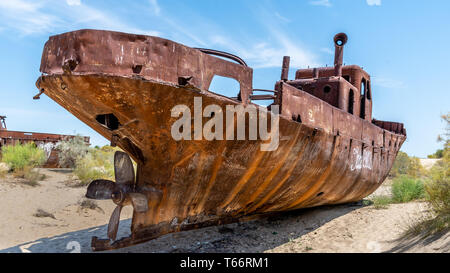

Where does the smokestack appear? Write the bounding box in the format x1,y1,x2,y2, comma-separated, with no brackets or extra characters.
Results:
281,56,290,81
333,33,348,77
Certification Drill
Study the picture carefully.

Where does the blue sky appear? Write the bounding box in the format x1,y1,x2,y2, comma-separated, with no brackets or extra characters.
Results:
0,0,448,157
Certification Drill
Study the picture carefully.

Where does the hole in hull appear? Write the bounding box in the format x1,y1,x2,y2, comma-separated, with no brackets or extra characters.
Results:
96,114,120,130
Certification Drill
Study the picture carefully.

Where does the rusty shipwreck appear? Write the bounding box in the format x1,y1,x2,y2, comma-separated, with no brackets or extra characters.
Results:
0,115,89,167
36,30,406,251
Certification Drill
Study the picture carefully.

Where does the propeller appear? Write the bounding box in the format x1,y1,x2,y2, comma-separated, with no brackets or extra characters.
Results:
86,151,148,241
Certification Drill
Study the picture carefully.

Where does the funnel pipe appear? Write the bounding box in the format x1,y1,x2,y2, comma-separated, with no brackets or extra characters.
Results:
333,33,348,77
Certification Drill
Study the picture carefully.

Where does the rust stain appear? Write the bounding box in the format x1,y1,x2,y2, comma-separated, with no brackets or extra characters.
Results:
219,149,266,211
285,136,340,210
193,144,227,214
236,128,302,214
246,134,311,213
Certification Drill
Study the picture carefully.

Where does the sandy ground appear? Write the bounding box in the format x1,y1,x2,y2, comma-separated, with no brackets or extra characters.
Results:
420,158,440,170
0,165,448,253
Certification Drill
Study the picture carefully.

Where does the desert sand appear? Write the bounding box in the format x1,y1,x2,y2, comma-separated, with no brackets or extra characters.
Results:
420,158,440,170
0,163,448,253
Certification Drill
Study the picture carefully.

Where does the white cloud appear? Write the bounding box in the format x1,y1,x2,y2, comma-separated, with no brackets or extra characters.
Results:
320,47,334,55
0,0,61,35
72,4,160,36
0,0,159,36
366,0,381,6
66,0,81,6
208,28,319,70
209,35,285,68
0,0,318,70
309,0,332,7
201,6,319,69
149,0,161,15
0,0,39,12
274,12,291,23
161,17,207,46
372,77,405,89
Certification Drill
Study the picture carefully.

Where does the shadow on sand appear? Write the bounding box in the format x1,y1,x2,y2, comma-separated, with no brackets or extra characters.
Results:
45,168,74,174
0,219,131,253
0,203,366,253
384,230,449,253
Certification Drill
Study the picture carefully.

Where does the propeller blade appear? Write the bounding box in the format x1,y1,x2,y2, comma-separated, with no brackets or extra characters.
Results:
86,179,117,200
114,151,135,185
129,193,149,213
107,205,122,241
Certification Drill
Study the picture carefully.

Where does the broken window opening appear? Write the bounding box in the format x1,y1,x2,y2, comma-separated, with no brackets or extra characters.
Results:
360,78,366,97
360,78,366,119
96,114,120,130
360,96,366,119
208,75,241,100
348,89,354,114
367,81,372,100
292,114,302,123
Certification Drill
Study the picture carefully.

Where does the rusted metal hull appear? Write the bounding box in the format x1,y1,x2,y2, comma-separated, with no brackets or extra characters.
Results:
36,29,406,250
37,74,404,250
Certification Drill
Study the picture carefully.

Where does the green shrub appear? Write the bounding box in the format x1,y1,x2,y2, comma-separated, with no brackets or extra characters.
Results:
408,157,426,177
390,151,425,178
73,146,116,185
425,151,449,217
428,149,444,159
426,114,450,216
391,176,425,203
1,143,46,171
56,135,89,168
390,151,410,177
421,114,450,234
21,165,46,186
404,113,449,237
372,195,393,209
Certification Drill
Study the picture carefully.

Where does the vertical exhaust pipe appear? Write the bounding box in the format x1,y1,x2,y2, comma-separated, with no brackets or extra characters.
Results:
281,56,290,81
333,33,348,77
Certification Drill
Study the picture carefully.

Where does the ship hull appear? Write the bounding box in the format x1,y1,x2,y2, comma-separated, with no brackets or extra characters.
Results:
38,74,404,250
36,29,406,250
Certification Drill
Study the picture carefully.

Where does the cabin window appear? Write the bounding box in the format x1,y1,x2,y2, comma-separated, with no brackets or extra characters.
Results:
323,85,331,93
360,78,367,119
360,78,366,97
360,97,365,119
208,75,241,99
348,89,354,114
367,81,372,100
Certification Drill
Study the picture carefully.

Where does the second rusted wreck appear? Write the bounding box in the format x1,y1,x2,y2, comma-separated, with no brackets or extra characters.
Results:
0,115,90,167
36,30,406,250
